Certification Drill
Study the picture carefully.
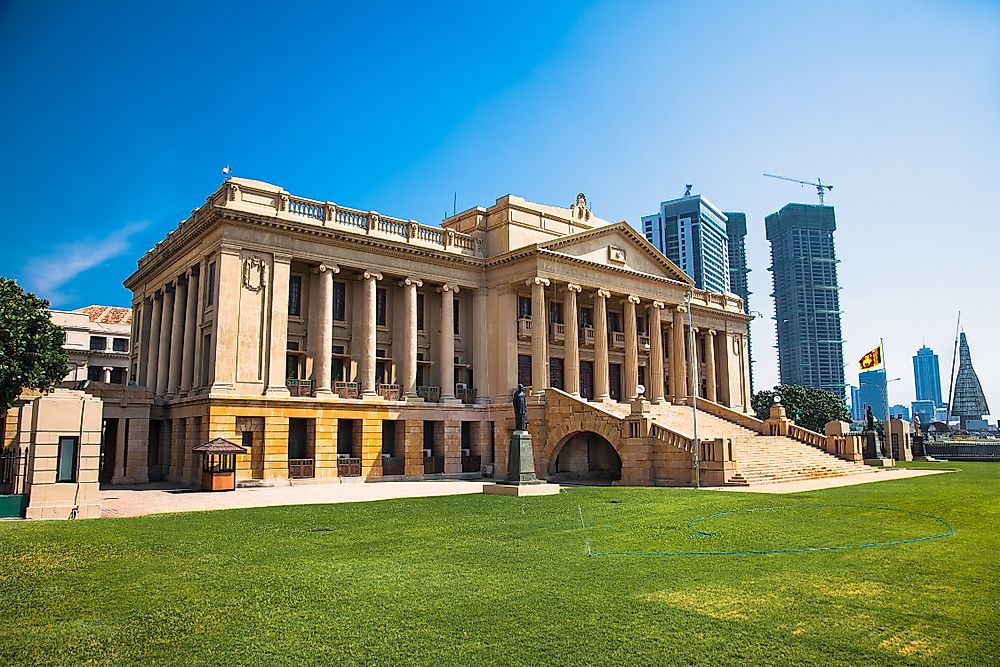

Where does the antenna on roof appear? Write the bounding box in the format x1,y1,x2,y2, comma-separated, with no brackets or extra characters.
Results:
453,192,457,217
684,184,693,197
222,165,233,181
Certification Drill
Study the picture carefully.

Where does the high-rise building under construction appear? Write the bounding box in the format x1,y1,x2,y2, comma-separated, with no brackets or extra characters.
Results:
950,332,989,429
765,203,845,398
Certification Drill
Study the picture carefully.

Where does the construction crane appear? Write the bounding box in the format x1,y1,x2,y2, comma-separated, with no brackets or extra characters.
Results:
763,173,834,204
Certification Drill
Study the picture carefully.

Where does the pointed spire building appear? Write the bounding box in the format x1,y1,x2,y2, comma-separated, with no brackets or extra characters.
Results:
951,333,989,429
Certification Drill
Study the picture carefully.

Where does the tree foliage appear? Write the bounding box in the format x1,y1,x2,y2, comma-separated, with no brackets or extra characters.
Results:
0,278,69,411
751,384,851,434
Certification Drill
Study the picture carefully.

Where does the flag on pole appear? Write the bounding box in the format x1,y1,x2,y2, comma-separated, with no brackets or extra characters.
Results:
859,344,882,370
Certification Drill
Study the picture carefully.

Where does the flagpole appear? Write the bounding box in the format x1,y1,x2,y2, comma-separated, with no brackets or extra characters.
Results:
881,337,891,452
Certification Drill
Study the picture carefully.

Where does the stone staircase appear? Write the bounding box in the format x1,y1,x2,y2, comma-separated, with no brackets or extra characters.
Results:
648,402,873,486
594,398,873,486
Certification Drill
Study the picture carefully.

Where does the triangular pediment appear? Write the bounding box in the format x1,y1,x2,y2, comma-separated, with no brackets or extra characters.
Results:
537,222,694,285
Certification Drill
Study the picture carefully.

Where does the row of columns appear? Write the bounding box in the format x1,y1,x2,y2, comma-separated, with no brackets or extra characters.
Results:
523,278,740,405
142,267,201,398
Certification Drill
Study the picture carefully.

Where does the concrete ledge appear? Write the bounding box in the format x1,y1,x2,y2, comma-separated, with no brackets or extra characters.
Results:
483,483,561,497
864,458,894,467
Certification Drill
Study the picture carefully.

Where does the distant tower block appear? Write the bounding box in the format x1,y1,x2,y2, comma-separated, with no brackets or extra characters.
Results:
950,333,990,430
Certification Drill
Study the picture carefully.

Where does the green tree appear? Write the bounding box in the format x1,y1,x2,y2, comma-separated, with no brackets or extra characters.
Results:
751,384,851,434
0,278,69,411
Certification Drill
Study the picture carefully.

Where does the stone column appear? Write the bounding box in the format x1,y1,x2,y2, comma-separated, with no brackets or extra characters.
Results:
649,301,665,403
137,296,152,387
179,267,200,394
400,277,422,400
672,305,688,400
740,333,752,412
112,417,127,483
528,277,550,394
594,289,611,401
705,329,718,402
472,287,488,403
358,271,382,398
624,295,640,401
438,283,459,401
691,327,701,398
313,264,338,397
156,284,175,396
166,277,187,397
563,284,581,396
266,253,292,396
102,367,113,383
718,330,733,407
145,291,162,393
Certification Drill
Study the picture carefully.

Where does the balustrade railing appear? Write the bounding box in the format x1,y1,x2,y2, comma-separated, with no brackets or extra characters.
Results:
377,383,401,401
417,386,440,402
611,331,626,348
579,326,595,345
286,378,312,397
335,381,359,399
456,387,477,404
288,458,315,479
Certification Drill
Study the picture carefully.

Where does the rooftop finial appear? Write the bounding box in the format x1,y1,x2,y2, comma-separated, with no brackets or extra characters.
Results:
684,184,693,197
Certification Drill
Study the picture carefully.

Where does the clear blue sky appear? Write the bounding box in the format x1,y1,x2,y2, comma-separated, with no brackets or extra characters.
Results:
2,0,998,416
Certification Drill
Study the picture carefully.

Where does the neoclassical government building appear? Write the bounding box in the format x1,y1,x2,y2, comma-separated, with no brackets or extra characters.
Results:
120,177,863,488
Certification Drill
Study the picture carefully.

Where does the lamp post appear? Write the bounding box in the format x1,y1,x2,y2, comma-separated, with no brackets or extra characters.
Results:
685,290,699,489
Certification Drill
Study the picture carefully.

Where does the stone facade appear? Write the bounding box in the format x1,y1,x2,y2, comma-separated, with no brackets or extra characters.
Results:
50,306,133,384
122,178,753,486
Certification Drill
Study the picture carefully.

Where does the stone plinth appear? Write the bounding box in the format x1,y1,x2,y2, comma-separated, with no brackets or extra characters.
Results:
483,429,560,496
483,482,560,497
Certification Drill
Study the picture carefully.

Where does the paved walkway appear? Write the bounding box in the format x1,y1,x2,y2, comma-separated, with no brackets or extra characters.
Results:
709,467,953,494
100,480,488,518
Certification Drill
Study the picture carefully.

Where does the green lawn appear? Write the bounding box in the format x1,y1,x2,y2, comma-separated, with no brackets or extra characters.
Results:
2,462,998,666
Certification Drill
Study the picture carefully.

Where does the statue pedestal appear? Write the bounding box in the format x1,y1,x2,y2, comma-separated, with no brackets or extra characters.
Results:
861,431,893,467
483,429,560,497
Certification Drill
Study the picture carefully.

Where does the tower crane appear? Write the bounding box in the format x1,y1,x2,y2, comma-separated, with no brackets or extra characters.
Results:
763,173,834,204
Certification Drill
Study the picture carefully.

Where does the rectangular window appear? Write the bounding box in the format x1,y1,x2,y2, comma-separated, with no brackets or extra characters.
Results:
288,275,302,316
579,307,593,328
453,298,461,335
57,436,78,482
333,281,346,321
550,357,564,389
87,366,102,382
376,287,387,326
518,296,532,319
517,354,532,387
607,311,622,333
89,336,106,351
417,293,425,331
206,262,216,306
112,338,129,352
548,302,563,324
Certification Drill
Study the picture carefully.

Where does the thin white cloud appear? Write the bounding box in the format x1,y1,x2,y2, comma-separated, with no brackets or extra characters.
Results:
20,220,151,306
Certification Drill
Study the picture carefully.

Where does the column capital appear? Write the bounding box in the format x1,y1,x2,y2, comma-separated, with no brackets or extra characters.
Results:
651,300,665,310
316,263,340,274
357,270,383,281
400,277,423,288
272,252,292,264
565,283,582,294
526,276,550,288
437,283,460,294
674,304,687,314
627,294,640,305
707,328,717,336
596,288,612,299
692,326,701,333
219,242,241,256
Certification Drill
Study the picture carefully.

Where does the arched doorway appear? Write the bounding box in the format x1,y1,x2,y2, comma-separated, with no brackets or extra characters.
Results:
548,431,622,484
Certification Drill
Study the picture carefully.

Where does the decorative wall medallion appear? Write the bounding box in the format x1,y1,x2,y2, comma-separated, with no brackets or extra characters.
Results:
242,256,267,292
608,245,627,264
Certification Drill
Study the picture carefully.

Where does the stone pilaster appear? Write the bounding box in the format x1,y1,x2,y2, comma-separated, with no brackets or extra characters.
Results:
472,288,489,403
624,295,640,401
594,289,611,401
313,264,338,396
438,283,459,401
563,284,581,396
691,327,701,398
649,301,665,403
528,277,550,394
357,271,382,399
211,244,242,392
179,267,200,394
156,283,175,397
265,253,292,396
705,329,718,402
443,419,462,474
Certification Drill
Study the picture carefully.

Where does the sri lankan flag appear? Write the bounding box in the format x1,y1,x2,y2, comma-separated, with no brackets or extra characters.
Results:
859,344,882,370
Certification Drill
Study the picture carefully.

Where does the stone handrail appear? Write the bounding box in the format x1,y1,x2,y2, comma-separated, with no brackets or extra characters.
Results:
650,423,695,454
695,398,764,432
788,424,826,448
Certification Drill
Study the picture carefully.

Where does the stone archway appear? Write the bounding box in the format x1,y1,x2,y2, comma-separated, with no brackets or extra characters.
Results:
548,431,622,483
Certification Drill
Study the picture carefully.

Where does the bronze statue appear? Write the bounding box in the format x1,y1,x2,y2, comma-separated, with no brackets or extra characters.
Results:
865,405,875,432
513,384,528,432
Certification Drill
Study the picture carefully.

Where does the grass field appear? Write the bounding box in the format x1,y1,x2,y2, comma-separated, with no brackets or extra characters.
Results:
1,462,998,666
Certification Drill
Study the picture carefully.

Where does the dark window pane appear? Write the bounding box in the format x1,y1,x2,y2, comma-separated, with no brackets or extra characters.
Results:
417,293,425,331
518,354,532,387
207,262,216,306
112,338,129,352
453,299,460,335
518,296,532,319
288,275,302,316
89,336,106,351
376,288,387,326
57,437,77,482
333,282,346,321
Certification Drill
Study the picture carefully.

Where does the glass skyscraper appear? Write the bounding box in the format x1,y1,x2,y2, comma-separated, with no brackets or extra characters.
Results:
642,192,731,294
912,345,943,407
858,368,887,420
724,212,752,392
765,203,845,398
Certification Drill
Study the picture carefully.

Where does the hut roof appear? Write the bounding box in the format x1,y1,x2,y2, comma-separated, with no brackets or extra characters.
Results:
192,437,247,454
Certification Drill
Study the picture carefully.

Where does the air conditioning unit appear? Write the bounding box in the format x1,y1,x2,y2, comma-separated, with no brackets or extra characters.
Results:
461,448,471,457
337,453,351,460
455,382,467,391
381,453,391,459
423,449,433,458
